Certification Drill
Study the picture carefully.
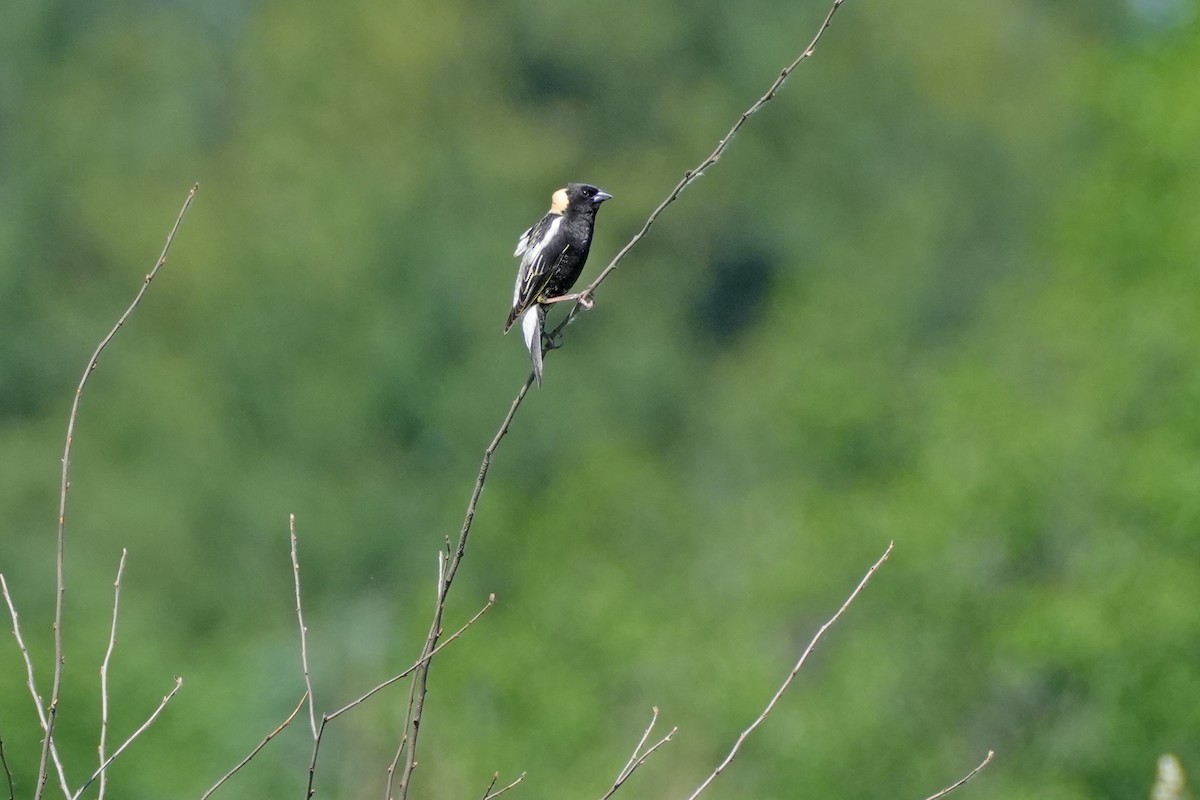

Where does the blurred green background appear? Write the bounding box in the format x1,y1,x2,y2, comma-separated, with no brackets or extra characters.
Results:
2,0,1198,797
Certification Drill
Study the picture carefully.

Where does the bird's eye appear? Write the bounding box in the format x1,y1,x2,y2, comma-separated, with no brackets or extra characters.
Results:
582,187,594,196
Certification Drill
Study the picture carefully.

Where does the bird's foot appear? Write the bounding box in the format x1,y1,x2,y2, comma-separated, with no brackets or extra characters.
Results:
542,291,595,310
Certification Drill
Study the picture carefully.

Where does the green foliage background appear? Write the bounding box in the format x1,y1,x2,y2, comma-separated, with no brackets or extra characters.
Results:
2,0,1198,798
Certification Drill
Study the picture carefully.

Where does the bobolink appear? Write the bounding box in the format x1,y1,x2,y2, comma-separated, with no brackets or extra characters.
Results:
505,182,612,386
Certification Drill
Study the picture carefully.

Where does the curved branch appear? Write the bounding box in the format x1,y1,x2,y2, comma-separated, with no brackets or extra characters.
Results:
41,182,198,800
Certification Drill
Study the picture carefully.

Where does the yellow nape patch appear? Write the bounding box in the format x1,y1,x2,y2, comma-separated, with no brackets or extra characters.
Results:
549,188,569,214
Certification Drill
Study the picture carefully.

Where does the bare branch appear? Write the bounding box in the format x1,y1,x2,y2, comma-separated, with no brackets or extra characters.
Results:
920,751,994,800
684,541,893,800
43,182,198,800
385,667,418,798
98,549,128,800
389,376,534,800
305,725,326,798
1,574,71,798
305,594,496,799
290,515,318,740
482,772,526,800
599,707,677,800
615,708,660,787
548,0,850,341
387,552,449,798
331,594,495,724
71,677,183,800
0,735,15,800
199,692,309,800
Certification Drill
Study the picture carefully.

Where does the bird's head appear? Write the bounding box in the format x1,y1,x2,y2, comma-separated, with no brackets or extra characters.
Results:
551,183,612,216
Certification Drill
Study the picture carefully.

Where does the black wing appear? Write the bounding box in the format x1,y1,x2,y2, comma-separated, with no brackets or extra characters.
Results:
506,213,566,331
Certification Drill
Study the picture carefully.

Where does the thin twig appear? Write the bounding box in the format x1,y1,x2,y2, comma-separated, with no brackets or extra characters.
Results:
920,751,994,800
386,552,449,798
331,593,494,723
482,772,526,800
0,735,15,800
599,707,677,800
290,515,318,740
684,541,893,800
42,182,198,800
1,575,71,798
614,708,660,787
305,594,496,799
71,677,183,800
199,692,309,800
98,549,128,800
548,0,849,342
389,375,534,800
384,680,416,798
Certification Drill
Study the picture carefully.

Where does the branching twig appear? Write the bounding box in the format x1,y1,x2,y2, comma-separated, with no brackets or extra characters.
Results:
305,594,496,799
98,549,128,800
599,707,677,800
386,552,449,797
332,593,495,724
290,515,318,740
548,0,849,342
920,751,994,800
1,575,71,798
387,377,534,800
481,772,527,800
0,735,15,800
684,541,893,800
71,677,183,800
199,692,309,800
42,182,198,800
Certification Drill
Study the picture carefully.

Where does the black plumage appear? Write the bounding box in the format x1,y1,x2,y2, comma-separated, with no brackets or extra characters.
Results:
505,182,611,385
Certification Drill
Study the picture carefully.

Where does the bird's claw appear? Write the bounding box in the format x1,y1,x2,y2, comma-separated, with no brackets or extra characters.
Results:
541,291,593,309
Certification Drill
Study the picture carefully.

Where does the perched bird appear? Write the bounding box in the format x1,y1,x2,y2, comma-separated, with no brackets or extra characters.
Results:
505,182,612,385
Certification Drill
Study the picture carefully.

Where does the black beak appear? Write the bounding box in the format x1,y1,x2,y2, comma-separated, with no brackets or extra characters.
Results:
593,190,613,204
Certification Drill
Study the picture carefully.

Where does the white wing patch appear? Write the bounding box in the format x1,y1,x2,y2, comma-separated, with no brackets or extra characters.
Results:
513,214,560,258
530,216,562,262
512,215,562,307
514,226,533,257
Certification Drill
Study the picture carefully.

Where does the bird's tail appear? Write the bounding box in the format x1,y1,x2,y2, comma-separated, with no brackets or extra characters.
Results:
521,305,546,387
